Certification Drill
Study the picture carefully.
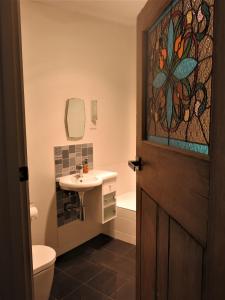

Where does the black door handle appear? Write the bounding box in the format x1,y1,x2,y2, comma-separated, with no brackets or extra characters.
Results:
19,166,29,182
128,157,143,172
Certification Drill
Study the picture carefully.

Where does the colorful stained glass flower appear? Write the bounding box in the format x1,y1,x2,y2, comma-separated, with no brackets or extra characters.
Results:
146,0,213,154
153,19,197,128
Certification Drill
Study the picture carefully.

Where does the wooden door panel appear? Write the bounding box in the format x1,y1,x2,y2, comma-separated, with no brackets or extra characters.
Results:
157,209,169,300
140,142,209,245
139,190,205,300
168,220,203,300
141,190,157,300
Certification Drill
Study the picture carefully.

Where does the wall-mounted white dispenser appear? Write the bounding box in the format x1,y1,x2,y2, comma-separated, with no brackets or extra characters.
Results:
91,100,98,124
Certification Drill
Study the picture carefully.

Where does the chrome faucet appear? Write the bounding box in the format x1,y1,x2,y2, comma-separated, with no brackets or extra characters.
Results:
76,164,83,178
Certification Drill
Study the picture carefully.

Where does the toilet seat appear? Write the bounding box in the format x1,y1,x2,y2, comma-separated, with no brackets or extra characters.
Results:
32,245,56,275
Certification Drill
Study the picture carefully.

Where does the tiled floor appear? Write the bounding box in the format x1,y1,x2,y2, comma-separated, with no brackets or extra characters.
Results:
50,234,136,300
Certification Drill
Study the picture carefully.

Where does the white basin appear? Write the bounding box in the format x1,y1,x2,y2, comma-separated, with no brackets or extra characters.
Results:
59,174,103,192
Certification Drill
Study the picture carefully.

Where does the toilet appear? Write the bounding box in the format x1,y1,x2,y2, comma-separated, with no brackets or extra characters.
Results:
30,205,56,299
32,245,56,300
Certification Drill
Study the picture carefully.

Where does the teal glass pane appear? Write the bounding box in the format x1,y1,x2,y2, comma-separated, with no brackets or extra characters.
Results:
145,0,214,155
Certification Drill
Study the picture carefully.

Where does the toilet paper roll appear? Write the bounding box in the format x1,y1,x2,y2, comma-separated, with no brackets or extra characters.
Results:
30,206,38,220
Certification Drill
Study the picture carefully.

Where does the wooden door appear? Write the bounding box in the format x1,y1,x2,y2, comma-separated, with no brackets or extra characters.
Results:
0,0,33,299
136,1,225,299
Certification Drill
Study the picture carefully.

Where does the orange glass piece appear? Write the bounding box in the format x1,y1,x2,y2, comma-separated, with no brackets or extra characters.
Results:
175,35,184,58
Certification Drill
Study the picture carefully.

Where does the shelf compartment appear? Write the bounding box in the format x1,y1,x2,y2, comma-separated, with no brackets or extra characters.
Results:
103,192,116,207
104,202,116,209
103,204,117,224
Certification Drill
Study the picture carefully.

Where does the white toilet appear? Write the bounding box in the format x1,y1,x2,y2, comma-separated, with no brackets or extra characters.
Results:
30,206,56,300
32,244,56,300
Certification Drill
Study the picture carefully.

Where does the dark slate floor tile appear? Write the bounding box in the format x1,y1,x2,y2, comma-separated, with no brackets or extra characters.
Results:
54,267,62,275
103,239,135,256
106,255,136,278
51,269,82,299
87,247,118,267
63,284,112,300
125,246,136,261
52,236,136,300
86,234,113,250
66,258,104,283
111,278,136,300
88,268,127,297
56,245,95,270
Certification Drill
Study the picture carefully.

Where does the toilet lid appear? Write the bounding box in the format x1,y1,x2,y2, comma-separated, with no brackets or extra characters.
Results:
32,245,56,275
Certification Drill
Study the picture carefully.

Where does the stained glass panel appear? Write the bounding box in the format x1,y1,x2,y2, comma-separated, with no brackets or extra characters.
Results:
145,0,214,154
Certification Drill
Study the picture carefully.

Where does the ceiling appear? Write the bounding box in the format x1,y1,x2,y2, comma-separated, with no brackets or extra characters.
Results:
32,0,147,26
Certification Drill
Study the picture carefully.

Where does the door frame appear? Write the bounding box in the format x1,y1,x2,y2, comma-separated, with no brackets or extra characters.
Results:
137,0,225,299
0,0,33,299
207,1,225,298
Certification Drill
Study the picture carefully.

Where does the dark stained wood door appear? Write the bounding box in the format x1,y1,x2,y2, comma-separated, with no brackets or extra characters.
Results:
136,1,225,299
0,1,33,299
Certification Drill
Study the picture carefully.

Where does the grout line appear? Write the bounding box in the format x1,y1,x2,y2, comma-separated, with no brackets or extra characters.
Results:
84,252,136,280
57,258,135,280
110,279,130,298
60,282,86,300
87,245,136,262
55,262,134,299
82,283,114,300
84,268,106,284
60,282,114,300
56,260,107,285
85,271,134,300
51,282,82,300
54,266,83,284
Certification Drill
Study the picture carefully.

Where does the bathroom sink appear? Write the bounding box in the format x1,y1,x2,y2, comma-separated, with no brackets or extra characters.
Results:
59,174,103,192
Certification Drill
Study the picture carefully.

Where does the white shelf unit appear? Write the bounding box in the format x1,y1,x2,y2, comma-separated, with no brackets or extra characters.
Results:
101,179,117,224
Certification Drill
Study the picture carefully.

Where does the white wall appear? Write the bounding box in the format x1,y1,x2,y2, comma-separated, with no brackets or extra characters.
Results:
20,1,136,250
